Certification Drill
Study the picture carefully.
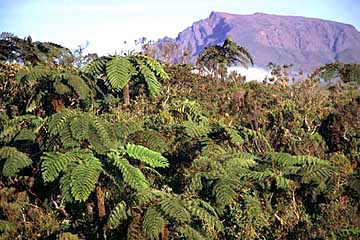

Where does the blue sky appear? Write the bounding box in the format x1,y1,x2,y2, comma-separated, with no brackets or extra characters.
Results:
1,0,359,54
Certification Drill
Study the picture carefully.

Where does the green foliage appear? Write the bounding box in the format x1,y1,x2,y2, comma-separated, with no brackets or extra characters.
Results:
1,34,359,239
108,201,128,229
106,56,132,90
125,144,169,168
0,147,32,177
41,150,102,202
197,37,253,80
48,109,114,153
142,207,167,240
85,54,168,103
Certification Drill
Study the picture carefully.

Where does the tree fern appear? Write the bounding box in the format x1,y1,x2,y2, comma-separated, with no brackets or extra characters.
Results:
142,207,167,240
69,115,90,141
108,150,150,191
184,201,223,232
125,144,169,168
41,150,102,202
84,57,106,77
70,154,102,201
159,198,191,223
0,147,32,177
41,151,72,182
140,55,169,80
177,225,208,240
136,59,162,97
108,201,128,229
48,109,115,153
0,219,15,234
115,120,144,139
212,178,240,209
105,56,132,90
130,130,169,154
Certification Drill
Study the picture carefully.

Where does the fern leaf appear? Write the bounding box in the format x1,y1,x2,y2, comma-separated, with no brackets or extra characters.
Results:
125,144,168,168
108,151,150,191
183,120,210,138
60,170,75,202
48,109,77,136
159,198,191,223
115,121,143,139
85,57,106,77
70,153,102,201
137,189,168,206
184,202,223,232
108,201,128,229
131,130,169,153
41,151,72,182
70,115,90,141
142,55,169,80
212,179,238,209
105,56,131,90
67,75,92,99
138,61,162,97
177,225,208,240
0,147,32,177
142,207,167,240
0,219,16,233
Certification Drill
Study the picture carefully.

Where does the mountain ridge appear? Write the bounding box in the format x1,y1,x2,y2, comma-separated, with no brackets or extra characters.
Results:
157,11,360,71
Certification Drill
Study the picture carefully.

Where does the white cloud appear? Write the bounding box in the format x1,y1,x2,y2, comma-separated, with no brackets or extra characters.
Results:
228,66,271,82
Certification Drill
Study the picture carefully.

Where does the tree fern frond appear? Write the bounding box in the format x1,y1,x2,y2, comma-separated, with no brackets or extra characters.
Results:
213,179,239,209
183,120,210,138
138,61,162,97
70,115,90,141
67,75,93,99
160,198,191,223
105,56,131,90
137,189,168,206
141,55,169,80
224,152,257,170
0,219,16,233
177,225,208,240
108,151,150,191
48,109,77,136
184,202,223,232
92,118,114,148
225,127,244,146
108,201,128,229
53,80,72,95
43,150,102,202
69,153,102,202
60,170,75,202
84,57,106,77
41,151,72,182
275,175,293,190
131,130,169,154
0,147,32,177
59,123,80,148
125,144,169,168
142,207,167,240
115,121,143,139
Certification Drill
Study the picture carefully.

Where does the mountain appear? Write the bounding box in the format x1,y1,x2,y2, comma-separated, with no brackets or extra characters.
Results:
157,11,360,71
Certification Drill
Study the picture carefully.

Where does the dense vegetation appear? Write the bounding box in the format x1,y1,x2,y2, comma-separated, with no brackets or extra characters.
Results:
0,33,360,240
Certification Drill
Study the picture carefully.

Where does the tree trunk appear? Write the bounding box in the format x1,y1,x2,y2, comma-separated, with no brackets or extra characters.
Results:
123,83,130,105
96,185,106,219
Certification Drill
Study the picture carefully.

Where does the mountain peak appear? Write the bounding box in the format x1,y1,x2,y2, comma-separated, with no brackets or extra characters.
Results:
158,11,360,70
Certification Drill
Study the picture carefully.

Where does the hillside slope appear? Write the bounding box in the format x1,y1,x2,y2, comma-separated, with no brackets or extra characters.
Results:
157,12,360,70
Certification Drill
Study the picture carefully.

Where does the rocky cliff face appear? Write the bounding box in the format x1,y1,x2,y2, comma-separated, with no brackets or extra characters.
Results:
158,12,360,70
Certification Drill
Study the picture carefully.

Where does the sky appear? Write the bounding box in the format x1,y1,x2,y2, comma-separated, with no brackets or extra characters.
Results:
1,0,360,55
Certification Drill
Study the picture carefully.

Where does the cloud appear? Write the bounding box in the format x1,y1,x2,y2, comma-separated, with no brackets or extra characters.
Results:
228,66,271,82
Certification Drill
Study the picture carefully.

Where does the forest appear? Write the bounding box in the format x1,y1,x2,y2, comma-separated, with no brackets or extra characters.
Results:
0,32,360,239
